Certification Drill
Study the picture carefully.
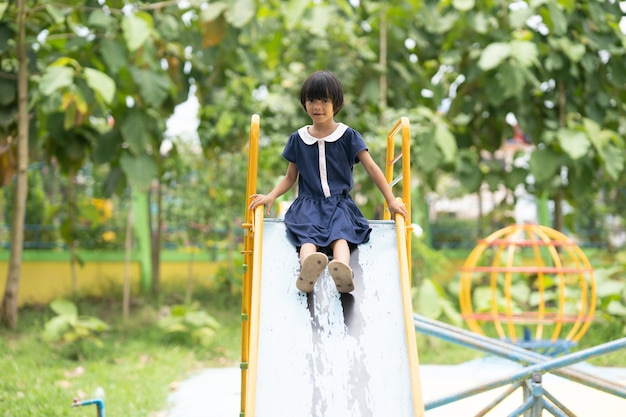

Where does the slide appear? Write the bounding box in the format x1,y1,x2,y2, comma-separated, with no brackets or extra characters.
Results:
243,218,424,417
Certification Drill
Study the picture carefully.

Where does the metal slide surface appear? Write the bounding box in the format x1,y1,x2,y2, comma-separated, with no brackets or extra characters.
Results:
254,219,415,417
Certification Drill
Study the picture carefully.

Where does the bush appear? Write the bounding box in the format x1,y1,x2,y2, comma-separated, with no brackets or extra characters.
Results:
42,299,110,360
157,303,221,347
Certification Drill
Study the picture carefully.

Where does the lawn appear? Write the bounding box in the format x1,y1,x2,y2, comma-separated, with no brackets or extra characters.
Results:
0,289,241,417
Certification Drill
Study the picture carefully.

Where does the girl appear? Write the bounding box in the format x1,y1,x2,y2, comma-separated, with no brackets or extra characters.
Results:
249,71,407,293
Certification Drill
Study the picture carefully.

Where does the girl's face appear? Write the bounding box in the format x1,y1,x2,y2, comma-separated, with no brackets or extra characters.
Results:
305,98,335,124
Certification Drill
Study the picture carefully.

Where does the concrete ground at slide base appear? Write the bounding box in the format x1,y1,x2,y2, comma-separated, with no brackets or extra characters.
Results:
166,357,626,417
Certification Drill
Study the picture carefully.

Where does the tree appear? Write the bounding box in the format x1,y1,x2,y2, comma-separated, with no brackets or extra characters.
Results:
408,0,625,233
1,0,28,328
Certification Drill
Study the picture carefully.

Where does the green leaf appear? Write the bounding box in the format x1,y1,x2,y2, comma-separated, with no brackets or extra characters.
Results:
602,144,624,181
557,128,590,160
509,7,534,29
44,4,65,25
185,311,211,327
414,280,442,319
434,122,457,163
77,316,110,332
504,167,527,190
226,0,255,28
0,105,16,127
596,280,626,298
606,300,626,317
87,9,114,29
50,299,78,317
192,327,217,346
499,62,525,98
120,110,151,155
304,6,333,35
43,316,72,341
122,13,152,53
553,38,586,63
40,66,75,96
439,298,464,327
484,172,500,192
164,323,188,333
201,2,227,21
0,24,12,53
510,41,538,68
546,2,567,36
471,12,490,34
0,77,16,106
120,153,158,192
100,39,127,75
583,118,604,150
170,305,187,317
529,148,560,184
456,151,482,192
284,0,309,30
478,43,511,71
557,0,576,13
416,131,441,174
131,68,171,107
452,0,475,12
0,3,8,20
84,68,115,105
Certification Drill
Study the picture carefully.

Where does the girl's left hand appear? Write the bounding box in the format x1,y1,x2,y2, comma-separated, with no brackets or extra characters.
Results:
388,199,408,220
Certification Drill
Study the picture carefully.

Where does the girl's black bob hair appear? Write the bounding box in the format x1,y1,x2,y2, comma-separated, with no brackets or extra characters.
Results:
300,71,344,115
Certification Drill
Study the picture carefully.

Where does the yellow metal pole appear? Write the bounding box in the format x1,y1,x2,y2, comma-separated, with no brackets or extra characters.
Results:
240,114,259,416
244,206,264,417
395,209,425,417
387,117,423,415
399,117,413,275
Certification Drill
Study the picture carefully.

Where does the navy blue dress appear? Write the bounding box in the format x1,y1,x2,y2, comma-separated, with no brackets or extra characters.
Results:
282,123,372,251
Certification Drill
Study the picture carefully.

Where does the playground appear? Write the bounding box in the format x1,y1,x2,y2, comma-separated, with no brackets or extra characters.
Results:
231,115,626,416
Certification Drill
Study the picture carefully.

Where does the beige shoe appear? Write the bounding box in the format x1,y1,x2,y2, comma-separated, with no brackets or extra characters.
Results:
328,260,354,293
296,252,328,293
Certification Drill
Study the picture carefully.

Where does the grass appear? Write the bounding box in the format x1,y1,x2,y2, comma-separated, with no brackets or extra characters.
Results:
2,284,624,417
1,287,242,417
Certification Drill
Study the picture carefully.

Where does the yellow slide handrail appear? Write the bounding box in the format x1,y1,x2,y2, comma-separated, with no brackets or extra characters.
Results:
240,114,260,417
384,116,413,276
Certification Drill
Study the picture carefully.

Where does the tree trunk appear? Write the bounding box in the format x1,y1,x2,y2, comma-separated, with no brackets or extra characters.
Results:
185,248,194,305
150,183,162,295
553,187,564,232
69,243,79,295
69,178,78,294
123,196,133,320
378,4,387,127
1,0,28,329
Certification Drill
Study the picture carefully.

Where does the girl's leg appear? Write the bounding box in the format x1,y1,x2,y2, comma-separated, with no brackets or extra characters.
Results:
330,239,350,264
296,243,327,293
328,239,354,293
299,243,318,265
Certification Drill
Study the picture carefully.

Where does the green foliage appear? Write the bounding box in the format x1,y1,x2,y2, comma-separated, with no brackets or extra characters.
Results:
430,217,479,249
411,236,464,326
412,279,463,327
592,253,626,335
158,303,221,347
42,299,109,360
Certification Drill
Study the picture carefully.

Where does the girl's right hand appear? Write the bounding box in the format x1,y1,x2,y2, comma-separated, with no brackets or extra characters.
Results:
248,194,275,215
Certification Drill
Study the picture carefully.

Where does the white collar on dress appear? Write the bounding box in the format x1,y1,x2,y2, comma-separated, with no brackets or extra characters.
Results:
297,123,348,145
